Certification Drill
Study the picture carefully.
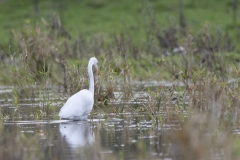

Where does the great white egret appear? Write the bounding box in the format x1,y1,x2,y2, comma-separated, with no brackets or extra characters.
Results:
59,57,98,120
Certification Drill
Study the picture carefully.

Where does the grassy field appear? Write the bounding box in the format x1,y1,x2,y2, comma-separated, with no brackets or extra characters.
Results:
0,0,239,46
0,0,239,79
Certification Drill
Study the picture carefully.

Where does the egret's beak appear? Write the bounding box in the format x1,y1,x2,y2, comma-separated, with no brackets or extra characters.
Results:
94,64,100,76
97,65,101,76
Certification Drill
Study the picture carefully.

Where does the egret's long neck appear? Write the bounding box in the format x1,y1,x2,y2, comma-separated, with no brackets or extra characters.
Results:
88,62,94,97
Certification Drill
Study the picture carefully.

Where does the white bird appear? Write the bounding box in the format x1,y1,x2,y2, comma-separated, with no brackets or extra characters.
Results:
59,57,98,120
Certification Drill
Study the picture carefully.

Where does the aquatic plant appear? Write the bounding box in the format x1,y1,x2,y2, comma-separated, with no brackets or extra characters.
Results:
13,21,61,80
171,110,240,160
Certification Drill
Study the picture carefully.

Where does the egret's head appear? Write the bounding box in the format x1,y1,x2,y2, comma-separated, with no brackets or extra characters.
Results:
89,57,98,68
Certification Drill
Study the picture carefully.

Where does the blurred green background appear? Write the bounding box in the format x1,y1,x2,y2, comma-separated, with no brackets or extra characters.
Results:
0,0,239,47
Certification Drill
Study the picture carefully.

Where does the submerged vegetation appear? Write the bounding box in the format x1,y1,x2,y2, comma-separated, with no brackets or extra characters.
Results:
1,0,240,159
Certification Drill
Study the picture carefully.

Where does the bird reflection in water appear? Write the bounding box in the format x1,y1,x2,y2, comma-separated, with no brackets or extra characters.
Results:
60,122,95,148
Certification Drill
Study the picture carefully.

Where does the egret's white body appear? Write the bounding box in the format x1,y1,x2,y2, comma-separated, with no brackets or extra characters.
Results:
59,57,98,120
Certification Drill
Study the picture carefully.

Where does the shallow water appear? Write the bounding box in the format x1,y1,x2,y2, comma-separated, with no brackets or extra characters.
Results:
2,116,183,160
0,83,188,160
2,81,235,160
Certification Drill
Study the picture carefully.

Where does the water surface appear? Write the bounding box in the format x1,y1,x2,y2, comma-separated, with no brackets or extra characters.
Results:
0,84,187,160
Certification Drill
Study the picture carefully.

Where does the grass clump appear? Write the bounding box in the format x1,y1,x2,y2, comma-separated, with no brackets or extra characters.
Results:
1,16,239,121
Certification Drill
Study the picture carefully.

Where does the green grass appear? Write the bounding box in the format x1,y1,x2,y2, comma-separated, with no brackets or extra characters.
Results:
0,0,240,82
0,0,239,48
